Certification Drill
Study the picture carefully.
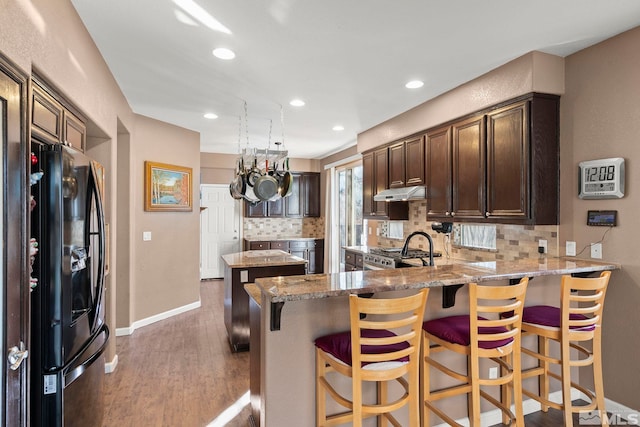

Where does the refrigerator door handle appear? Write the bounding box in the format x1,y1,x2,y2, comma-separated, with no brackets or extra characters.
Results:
63,324,109,387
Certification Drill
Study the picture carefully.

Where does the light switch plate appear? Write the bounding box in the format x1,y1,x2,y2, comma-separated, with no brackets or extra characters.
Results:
566,241,576,256
240,270,249,283
591,243,602,259
143,231,152,241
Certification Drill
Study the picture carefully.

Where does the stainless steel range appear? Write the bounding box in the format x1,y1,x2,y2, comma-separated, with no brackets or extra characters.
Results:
363,247,442,270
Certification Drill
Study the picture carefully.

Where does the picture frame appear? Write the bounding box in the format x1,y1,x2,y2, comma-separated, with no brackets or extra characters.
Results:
144,161,193,212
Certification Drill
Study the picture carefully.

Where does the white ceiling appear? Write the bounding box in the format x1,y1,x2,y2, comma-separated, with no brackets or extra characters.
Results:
71,0,640,159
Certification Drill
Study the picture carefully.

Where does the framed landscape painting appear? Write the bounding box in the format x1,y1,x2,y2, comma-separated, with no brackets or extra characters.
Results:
144,161,193,212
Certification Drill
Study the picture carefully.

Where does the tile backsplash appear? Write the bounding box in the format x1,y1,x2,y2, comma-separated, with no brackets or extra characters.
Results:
244,217,325,239
374,201,558,261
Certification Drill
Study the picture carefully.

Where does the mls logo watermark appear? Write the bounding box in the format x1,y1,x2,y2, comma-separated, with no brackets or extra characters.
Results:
579,410,639,425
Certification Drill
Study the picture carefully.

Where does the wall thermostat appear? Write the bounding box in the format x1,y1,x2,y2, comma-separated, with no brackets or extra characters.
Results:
578,157,625,199
587,210,617,226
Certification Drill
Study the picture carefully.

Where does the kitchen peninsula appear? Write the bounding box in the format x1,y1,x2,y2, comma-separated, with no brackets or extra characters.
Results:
247,257,619,426
221,250,306,352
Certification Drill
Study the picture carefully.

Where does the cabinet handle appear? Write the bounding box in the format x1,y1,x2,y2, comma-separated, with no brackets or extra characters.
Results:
451,212,455,217
485,212,491,217
445,212,450,216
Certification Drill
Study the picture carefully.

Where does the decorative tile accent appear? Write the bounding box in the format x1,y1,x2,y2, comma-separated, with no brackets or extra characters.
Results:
244,217,325,239
374,201,559,261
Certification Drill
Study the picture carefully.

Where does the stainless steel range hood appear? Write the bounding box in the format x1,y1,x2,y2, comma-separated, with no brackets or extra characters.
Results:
374,185,426,202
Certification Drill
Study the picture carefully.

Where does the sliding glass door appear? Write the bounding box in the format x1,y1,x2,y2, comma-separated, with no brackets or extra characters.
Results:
337,163,363,267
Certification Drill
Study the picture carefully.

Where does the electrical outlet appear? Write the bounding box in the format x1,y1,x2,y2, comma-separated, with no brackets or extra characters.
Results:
566,241,576,256
489,367,498,379
538,239,548,254
143,231,152,241
591,243,602,259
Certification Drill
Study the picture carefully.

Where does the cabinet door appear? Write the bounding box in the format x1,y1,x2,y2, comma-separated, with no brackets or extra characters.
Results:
373,147,389,217
362,152,375,217
452,115,485,220
284,173,303,217
32,84,63,144
388,142,406,188
268,197,284,217
245,201,267,218
63,110,86,152
302,173,320,217
405,135,425,186
486,101,529,221
249,241,271,250
426,126,452,219
311,239,324,274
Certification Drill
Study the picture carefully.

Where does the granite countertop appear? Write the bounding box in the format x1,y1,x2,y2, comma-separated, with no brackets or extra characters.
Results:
244,283,262,307
244,236,324,242
254,257,620,303
221,250,307,268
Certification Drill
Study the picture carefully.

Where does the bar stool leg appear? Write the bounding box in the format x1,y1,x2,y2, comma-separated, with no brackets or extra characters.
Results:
422,338,431,427
378,381,388,427
501,353,511,425
513,341,525,427
470,355,481,426
539,335,550,412
593,333,609,426
561,337,574,427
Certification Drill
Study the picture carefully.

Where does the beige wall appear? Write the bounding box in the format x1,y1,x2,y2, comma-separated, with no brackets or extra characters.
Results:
358,51,565,152
0,0,201,366
130,115,201,320
561,26,640,409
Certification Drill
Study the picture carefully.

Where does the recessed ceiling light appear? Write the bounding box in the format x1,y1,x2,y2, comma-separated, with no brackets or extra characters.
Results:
289,99,305,107
405,80,424,89
332,125,344,131
213,48,235,60
204,113,218,119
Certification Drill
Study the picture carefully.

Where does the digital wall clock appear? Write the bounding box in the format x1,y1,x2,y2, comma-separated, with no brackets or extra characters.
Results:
578,157,625,199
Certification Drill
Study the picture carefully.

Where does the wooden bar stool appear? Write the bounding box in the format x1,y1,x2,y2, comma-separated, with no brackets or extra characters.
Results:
421,278,528,427
315,289,429,427
521,271,611,427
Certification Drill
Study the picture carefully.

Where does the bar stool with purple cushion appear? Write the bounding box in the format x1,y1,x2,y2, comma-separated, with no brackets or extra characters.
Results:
422,278,528,427
315,289,429,427
521,271,611,427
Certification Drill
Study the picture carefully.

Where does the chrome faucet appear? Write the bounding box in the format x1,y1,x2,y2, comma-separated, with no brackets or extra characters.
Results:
401,231,435,266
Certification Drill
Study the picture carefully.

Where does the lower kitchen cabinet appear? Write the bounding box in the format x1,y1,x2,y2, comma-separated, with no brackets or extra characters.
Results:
344,249,363,271
243,238,324,274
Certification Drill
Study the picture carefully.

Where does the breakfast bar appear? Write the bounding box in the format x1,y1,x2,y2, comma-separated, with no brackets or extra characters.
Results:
247,257,619,426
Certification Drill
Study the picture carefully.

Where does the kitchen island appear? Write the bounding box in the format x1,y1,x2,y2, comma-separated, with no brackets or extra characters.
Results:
221,250,306,352
247,257,619,426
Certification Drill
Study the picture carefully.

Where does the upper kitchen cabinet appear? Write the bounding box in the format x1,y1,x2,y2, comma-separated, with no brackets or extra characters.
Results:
426,92,559,225
362,147,409,220
247,172,320,218
389,135,425,188
427,116,485,221
285,172,321,218
486,94,559,224
31,78,86,151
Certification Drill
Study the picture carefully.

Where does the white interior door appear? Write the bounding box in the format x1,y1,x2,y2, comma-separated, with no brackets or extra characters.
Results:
200,184,241,279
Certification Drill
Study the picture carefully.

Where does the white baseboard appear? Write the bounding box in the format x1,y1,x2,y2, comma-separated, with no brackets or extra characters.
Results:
433,390,580,427
105,354,118,374
115,299,201,337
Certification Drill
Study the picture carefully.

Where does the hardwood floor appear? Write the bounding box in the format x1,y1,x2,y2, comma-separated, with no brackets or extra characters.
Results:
102,279,251,427
102,279,597,427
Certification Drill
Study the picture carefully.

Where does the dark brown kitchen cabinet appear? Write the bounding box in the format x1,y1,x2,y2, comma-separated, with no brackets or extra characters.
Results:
405,135,425,186
427,92,559,224
452,115,486,220
31,78,86,151
245,172,319,218
426,126,452,218
244,197,283,218
362,148,408,220
344,249,363,271
427,115,484,221
302,172,321,217
243,238,324,274
486,94,559,224
389,142,406,188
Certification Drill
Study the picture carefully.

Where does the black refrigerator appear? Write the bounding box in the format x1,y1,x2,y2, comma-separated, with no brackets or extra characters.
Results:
30,141,109,427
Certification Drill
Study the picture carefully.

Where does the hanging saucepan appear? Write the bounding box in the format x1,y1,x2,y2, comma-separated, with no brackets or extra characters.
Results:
229,173,244,200
254,172,279,201
247,157,261,187
279,171,293,198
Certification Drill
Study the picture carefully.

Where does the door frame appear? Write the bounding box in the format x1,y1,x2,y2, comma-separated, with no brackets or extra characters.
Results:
1,52,30,427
